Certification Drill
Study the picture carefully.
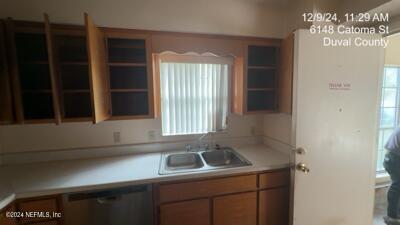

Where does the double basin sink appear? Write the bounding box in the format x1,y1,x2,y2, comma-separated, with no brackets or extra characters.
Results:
159,147,252,175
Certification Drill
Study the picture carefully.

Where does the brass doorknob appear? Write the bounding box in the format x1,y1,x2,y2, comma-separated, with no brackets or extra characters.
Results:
296,163,310,174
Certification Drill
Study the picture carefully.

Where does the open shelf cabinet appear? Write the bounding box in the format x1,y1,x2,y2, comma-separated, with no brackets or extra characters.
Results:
5,18,60,123
2,14,112,124
105,33,153,119
232,39,283,115
52,27,92,121
246,45,279,113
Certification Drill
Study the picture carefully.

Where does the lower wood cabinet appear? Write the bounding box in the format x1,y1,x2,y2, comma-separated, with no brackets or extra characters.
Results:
1,170,289,225
27,221,58,225
0,195,63,225
213,192,257,225
156,169,290,225
17,198,59,224
160,199,210,225
0,204,17,225
259,187,290,225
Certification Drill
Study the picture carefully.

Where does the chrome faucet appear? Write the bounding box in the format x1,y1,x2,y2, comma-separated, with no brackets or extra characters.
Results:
196,132,210,150
185,132,211,152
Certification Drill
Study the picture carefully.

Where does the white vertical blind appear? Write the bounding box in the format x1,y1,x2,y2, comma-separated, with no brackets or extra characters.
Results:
160,62,229,136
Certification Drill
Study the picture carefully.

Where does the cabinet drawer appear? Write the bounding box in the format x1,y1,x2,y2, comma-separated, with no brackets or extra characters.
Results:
160,199,210,225
259,170,290,189
159,175,257,203
17,198,58,224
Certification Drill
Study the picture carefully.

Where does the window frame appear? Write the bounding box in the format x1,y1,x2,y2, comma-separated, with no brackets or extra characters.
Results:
376,66,400,172
154,53,234,136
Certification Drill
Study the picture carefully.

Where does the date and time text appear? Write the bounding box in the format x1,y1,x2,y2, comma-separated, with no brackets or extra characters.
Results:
303,12,390,47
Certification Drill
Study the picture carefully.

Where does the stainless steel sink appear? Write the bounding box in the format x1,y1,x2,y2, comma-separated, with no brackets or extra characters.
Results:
201,149,249,167
165,152,204,170
159,147,251,175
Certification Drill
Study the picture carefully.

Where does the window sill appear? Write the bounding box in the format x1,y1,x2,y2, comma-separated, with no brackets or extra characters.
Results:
376,171,390,188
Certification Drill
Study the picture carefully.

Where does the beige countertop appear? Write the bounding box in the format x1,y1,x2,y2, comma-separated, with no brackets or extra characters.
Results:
0,144,290,210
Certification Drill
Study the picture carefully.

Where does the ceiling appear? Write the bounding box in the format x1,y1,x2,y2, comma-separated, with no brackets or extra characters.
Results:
368,0,400,18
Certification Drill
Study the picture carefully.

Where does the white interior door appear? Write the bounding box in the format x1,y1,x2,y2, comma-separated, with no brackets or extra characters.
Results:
292,30,384,225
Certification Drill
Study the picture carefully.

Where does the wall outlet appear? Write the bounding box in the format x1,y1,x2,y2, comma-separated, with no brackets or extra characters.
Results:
113,132,121,143
148,130,156,141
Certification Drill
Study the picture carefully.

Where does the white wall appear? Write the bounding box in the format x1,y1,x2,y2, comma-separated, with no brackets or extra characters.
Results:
263,114,292,144
0,0,287,38
385,33,400,65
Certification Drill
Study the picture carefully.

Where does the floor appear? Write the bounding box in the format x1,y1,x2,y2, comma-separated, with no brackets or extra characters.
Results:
374,186,388,225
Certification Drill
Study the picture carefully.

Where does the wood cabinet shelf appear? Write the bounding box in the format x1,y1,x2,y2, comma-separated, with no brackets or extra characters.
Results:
59,61,88,65
19,61,49,65
22,90,52,93
108,62,147,66
111,89,148,92
247,88,275,91
248,66,276,69
63,89,90,93
107,42,145,49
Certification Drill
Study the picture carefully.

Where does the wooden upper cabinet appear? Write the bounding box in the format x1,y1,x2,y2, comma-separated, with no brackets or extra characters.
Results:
278,33,294,114
246,44,279,113
0,20,14,124
232,39,281,115
5,18,59,124
84,13,111,123
51,23,93,122
103,29,154,119
1,16,290,123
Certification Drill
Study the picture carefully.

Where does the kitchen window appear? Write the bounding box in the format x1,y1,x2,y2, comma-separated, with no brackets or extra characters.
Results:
158,54,231,136
376,66,400,172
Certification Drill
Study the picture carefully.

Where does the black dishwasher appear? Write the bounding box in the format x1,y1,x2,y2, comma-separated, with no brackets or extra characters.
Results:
62,184,153,225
